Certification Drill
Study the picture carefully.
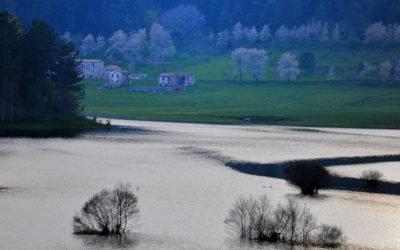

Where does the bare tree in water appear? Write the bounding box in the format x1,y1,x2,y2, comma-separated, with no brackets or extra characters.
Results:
73,183,139,235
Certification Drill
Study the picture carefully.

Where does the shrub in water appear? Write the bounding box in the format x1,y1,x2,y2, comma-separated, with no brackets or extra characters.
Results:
73,183,139,235
284,161,330,195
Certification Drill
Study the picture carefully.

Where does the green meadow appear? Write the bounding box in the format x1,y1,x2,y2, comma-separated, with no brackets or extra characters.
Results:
83,47,400,128
83,80,400,129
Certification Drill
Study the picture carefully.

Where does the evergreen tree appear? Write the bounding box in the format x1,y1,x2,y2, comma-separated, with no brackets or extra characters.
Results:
0,11,22,122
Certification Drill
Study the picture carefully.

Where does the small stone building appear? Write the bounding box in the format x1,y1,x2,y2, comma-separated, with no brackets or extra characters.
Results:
103,65,122,79
158,73,195,90
102,69,131,88
76,59,104,79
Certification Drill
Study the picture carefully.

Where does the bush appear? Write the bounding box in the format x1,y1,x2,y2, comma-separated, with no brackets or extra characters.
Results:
284,162,330,195
73,183,139,235
225,196,345,247
361,170,383,187
316,224,346,247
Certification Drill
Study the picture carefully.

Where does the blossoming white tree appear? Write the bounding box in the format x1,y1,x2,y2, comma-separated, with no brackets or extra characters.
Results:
149,23,176,65
277,53,300,81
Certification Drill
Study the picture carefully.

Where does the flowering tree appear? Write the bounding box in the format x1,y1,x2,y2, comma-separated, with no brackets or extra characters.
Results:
320,22,329,41
332,24,340,41
380,59,392,82
231,48,249,82
149,23,175,65
259,24,272,42
360,61,376,77
94,35,106,51
232,22,244,41
246,49,268,81
161,4,205,43
216,30,231,49
245,26,259,43
275,25,290,41
80,34,96,56
277,53,300,81
124,29,147,72
105,30,127,62
364,22,387,42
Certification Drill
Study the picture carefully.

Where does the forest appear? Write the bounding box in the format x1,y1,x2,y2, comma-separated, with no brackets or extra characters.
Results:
0,10,83,124
2,0,400,37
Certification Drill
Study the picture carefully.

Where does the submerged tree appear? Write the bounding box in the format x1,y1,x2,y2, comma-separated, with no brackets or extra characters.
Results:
225,195,344,247
284,162,330,195
73,183,139,235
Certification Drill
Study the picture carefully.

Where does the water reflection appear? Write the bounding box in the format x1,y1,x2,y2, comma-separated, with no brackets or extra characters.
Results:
76,234,138,249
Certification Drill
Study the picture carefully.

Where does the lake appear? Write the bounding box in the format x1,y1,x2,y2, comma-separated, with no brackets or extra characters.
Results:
0,119,400,249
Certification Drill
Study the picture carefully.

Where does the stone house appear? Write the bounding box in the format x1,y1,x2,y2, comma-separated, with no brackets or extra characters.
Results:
103,65,122,79
76,59,104,79
102,69,131,88
158,73,195,90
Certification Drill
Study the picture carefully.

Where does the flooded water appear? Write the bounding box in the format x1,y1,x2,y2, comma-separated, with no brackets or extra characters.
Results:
1,119,400,249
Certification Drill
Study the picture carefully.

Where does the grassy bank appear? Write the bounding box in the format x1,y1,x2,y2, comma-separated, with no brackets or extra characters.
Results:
83,79,400,129
0,115,107,137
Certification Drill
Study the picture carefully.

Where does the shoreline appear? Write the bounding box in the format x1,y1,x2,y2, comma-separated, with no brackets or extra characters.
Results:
0,115,108,138
86,113,400,130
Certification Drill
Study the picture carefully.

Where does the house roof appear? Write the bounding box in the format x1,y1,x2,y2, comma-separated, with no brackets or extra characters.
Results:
160,72,193,77
106,65,122,71
75,59,103,62
110,69,130,74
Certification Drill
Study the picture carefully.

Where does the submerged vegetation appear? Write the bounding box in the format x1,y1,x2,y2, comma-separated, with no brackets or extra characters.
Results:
225,195,346,247
73,183,139,235
284,162,330,195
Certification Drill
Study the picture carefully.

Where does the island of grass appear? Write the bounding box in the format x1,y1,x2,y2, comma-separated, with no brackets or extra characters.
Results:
0,115,108,138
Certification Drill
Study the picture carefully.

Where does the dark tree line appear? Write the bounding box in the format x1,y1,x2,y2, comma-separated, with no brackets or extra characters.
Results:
2,0,400,37
0,11,83,123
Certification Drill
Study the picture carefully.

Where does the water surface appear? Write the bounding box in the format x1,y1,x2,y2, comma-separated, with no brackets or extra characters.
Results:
1,119,400,249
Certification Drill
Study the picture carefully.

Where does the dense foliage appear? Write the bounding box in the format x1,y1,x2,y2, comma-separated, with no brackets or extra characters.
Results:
0,11,83,123
284,162,330,195
2,0,400,37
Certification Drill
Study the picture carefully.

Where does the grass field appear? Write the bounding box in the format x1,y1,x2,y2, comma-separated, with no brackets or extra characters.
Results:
83,78,400,128
83,46,400,128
